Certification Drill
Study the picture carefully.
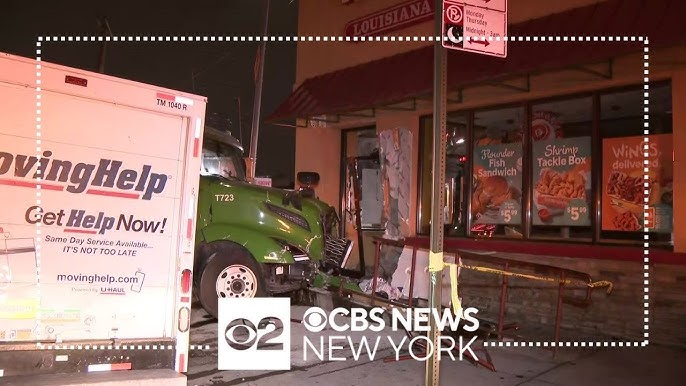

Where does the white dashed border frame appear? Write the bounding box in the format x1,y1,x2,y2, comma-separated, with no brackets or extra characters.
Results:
33,35,650,351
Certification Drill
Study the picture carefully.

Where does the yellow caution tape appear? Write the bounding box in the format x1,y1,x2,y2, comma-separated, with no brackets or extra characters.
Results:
428,251,444,272
431,257,613,321
588,280,614,294
446,262,462,318
429,251,463,318
459,263,614,294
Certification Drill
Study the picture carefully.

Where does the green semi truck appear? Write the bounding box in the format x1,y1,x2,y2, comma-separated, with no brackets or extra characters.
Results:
192,126,354,318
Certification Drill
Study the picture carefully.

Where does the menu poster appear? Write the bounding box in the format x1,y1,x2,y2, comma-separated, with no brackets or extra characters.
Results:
602,134,673,233
532,137,592,226
471,143,523,225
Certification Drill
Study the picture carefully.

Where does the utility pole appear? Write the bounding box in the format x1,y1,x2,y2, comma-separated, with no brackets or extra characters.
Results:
248,0,270,179
425,0,447,384
96,16,112,74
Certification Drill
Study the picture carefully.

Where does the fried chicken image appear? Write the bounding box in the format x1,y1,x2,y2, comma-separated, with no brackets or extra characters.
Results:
535,168,586,208
606,170,645,205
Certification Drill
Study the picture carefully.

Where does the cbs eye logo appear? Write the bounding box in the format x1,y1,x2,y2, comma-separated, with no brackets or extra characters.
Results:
302,307,328,332
224,316,284,351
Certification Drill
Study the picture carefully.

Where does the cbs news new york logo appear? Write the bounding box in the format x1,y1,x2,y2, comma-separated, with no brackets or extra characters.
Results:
218,297,481,371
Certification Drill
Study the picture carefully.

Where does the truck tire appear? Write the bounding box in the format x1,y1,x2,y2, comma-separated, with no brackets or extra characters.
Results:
197,241,268,319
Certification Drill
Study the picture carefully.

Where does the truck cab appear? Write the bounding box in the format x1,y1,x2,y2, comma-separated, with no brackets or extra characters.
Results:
193,127,353,318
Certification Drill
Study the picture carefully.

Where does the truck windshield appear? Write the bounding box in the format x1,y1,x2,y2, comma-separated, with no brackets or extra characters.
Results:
201,147,246,181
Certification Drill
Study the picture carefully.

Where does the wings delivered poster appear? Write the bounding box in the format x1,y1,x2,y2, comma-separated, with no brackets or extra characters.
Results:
601,134,673,233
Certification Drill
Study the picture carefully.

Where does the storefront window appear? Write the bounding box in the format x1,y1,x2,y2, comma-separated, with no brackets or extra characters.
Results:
418,118,432,235
418,114,468,237
530,96,593,240
415,81,672,248
470,105,525,238
340,127,382,273
445,114,469,236
599,83,673,244
341,128,382,231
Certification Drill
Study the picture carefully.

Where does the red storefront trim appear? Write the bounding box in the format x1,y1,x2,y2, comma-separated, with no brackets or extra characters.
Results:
268,0,686,123
404,236,685,265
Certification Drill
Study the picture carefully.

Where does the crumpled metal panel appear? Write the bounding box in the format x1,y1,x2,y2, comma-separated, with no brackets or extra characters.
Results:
378,127,412,240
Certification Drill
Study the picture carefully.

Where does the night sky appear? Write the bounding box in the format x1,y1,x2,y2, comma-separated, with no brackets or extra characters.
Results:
1,0,299,186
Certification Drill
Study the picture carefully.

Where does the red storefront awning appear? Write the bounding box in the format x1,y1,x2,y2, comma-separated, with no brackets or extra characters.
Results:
267,0,686,123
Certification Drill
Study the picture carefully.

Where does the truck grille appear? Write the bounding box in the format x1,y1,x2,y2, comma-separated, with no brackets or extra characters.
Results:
324,237,354,269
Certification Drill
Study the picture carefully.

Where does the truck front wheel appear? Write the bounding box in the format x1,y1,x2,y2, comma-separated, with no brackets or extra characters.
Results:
197,242,267,319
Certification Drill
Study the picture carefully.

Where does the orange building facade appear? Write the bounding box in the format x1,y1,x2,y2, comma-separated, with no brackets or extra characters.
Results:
268,0,686,345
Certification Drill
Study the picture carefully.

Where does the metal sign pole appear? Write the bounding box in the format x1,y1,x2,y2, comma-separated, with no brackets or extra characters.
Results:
248,0,270,179
426,0,448,384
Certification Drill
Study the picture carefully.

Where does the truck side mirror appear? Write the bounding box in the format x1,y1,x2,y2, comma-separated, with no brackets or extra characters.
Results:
297,171,320,187
297,171,320,198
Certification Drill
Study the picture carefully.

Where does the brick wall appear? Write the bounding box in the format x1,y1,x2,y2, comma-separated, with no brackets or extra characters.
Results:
651,263,686,347
376,244,686,347
453,252,686,347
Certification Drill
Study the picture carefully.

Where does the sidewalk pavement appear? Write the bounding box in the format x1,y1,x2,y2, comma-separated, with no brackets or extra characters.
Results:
187,305,685,386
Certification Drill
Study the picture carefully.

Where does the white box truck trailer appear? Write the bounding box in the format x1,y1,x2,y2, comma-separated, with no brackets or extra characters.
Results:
0,52,207,383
